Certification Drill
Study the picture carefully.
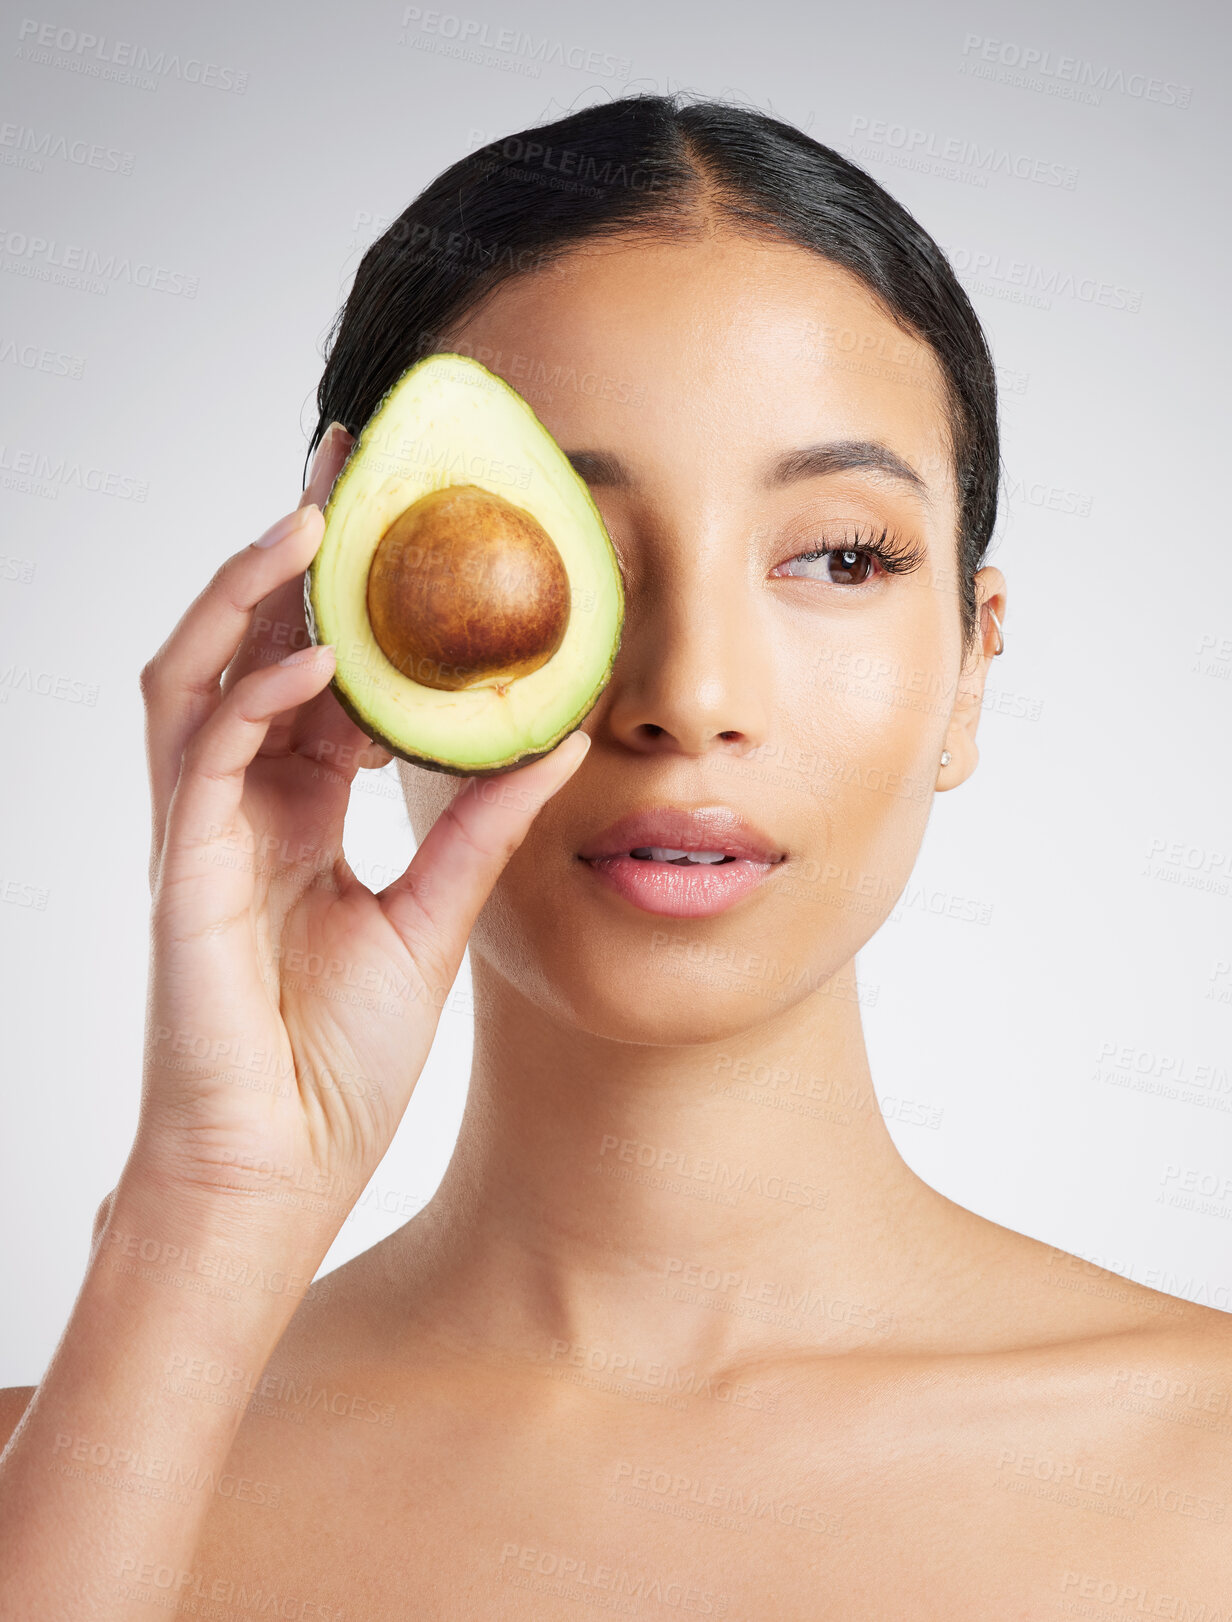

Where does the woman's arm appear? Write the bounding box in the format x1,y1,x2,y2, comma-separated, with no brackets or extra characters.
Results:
0,424,591,1617
0,1176,328,1619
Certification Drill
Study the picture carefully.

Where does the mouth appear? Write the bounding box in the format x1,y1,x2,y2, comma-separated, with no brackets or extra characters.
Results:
575,805,786,918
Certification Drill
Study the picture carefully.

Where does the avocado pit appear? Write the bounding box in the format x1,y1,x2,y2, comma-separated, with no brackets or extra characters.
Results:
366,482,571,693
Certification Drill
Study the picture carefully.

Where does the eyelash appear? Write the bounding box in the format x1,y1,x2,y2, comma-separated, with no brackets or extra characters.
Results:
783,524,929,584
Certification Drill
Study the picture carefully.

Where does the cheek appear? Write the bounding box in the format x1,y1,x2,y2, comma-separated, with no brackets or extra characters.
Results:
772,632,945,909
776,601,945,758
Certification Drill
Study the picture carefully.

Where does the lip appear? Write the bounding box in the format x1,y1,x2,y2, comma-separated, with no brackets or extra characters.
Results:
575,805,786,918
577,805,784,863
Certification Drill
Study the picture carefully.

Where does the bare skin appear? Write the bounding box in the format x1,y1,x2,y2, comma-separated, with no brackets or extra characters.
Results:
2,222,1229,1620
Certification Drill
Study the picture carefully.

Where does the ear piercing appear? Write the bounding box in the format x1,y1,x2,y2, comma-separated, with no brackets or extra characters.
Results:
940,749,951,767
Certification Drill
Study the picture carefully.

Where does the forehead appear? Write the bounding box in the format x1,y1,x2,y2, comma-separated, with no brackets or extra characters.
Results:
445,230,956,504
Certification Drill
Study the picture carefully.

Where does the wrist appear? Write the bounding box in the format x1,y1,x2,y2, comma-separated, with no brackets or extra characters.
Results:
95,1168,333,1324
111,1142,358,1262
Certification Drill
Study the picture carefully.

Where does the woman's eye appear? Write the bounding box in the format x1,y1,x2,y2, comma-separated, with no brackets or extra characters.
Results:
779,547,880,586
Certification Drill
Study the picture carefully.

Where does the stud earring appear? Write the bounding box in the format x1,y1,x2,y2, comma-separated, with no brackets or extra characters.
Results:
940,749,952,767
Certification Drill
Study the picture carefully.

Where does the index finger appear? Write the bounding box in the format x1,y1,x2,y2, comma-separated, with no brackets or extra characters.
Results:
223,426,394,779
221,423,354,695
139,426,349,870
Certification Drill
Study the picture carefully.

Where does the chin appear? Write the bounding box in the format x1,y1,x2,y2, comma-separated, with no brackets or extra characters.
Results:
470,896,834,1048
492,962,801,1048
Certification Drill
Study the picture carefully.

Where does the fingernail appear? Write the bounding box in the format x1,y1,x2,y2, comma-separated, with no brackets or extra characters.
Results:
307,426,336,483
280,642,334,666
304,422,345,498
253,507,315,550
549,731,590,776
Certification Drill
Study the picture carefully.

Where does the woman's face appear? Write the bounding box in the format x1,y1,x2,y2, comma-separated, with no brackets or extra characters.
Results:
396,229,1004,1043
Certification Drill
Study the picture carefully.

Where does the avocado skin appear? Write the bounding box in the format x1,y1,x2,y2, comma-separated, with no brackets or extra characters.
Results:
303,352,625,778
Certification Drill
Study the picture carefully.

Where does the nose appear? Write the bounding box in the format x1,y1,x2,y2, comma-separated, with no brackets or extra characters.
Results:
598,563,773,758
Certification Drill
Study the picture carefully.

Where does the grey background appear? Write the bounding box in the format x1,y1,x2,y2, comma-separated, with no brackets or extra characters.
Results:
2,0,1229,1384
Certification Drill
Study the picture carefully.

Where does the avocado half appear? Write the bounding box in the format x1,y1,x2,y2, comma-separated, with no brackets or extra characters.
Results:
304,352,625,777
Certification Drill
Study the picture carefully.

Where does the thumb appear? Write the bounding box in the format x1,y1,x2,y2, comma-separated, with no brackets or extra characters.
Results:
376,731,592,981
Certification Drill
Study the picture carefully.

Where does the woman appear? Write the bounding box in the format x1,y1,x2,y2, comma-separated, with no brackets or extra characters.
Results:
1,92,1228,1616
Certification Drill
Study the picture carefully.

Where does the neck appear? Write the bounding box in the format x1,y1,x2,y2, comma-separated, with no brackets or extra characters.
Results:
393,951,995,1372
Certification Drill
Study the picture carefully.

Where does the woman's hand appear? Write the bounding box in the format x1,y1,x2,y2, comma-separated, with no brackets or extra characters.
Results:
0,427,593,1618
127,424,590,1255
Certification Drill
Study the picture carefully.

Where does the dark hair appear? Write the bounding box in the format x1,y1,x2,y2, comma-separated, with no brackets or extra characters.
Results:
309,91,1001,656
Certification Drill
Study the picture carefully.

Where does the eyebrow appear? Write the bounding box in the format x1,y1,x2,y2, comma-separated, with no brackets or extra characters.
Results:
768,439,931,502
564,450,633,486
565,438,931,501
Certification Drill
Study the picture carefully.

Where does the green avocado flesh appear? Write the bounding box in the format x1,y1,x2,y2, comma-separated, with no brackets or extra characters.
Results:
304,352,625,777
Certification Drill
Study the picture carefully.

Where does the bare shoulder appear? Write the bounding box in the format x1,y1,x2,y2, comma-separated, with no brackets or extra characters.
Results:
1080,1302,1232,1461
1053,1314,1232,1594
0,1385,37,1454
934,1199,1230,1349
981,1221,1232,1440
1028,1237,1228,1339
970,1230,1232,1585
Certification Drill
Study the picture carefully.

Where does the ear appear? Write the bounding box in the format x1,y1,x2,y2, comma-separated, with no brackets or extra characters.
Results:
936,566,1007,791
